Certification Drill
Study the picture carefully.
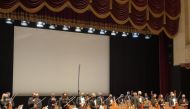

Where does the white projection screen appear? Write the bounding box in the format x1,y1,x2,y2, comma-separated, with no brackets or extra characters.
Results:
13,26,109,96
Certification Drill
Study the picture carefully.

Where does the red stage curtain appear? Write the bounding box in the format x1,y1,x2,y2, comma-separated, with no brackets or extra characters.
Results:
0,0,180,38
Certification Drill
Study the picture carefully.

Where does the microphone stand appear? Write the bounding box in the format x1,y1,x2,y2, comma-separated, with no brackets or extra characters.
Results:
77,64,80,108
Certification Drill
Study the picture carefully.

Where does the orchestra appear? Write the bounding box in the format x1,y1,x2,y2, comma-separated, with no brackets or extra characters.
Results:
0,91,189,109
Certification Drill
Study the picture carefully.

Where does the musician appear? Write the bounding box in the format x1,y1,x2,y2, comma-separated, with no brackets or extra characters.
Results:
84,94,91,107
179,94,188,108
59,93,69,109
125,91,132,107
167,91,174,102
89,93,97,109
143,97,151,109
168,92,178,108
131,92,139,108
144,93,149,100
76,92,86,109
0,92,14,109
105,94,114,109
150,94,158,107
96,93,104,108
48,93,57,109
158,94,165,109
117,94,125,104
28,92,42,109
125,91,131,100
137,91,144,109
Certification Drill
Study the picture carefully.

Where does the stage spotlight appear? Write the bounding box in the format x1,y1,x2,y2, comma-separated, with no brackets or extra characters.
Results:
62,25,70,31
88,27,95,33
100,29,107,35
122,32,129,37
21,20,29,26
132,32,139,38
145,35,151,39
5,18,13,24
111,31,118,36
49,24,56,29
36,21,45,28
75,27,82,32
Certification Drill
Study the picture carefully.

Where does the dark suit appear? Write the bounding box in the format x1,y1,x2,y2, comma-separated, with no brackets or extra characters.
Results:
28,97,42,109
89,97,97,109
179,98,188,107
131,96,138,108
168,97,177,107
1,97,14,109
48,97,57,109
59,97,69,109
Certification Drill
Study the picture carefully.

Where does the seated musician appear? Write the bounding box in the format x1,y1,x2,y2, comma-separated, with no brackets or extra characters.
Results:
76,92,86,109
137,91,144,109
158,94,165,109
105,94,114,109
179,94,188,108
48,93,57,109
117,94,125,104
150,94,158,107
125,91,132,107
89,93,98,109
0,92,14,109
143,97,151,109
125,91,132,100
131,92,139,108
28,92,42,109
59,93,69,109
144,93,149,100
168,92,178,108
84,93,91,107
96,93,104,108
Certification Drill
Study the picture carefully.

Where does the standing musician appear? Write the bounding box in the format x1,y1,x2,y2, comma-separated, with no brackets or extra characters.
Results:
179,94,188,109
28,92,42,109
158,94,165,109
59,93,69,109
0,92,14,109
48,93,57,109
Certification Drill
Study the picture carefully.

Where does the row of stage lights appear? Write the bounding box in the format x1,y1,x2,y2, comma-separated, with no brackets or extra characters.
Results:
5,18,151,39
